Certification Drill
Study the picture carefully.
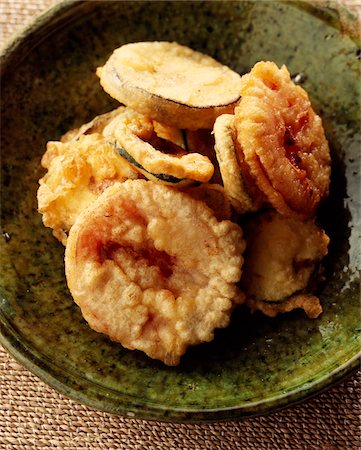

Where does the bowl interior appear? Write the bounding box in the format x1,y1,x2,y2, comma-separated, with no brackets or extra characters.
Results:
1,0,360,421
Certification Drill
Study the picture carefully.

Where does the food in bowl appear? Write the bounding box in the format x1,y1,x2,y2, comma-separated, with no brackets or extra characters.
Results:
37,41,331,365
65,179,245,366
96,41,243,129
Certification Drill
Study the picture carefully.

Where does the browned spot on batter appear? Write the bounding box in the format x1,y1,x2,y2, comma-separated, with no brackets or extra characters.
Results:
98,240,175,278
284,126,307,180
143,246,174,278
76,220,107,264
263,79,278,90
121,199,148,227
284,126,296,147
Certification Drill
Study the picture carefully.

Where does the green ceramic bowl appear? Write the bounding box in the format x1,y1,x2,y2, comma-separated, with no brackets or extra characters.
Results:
1,0,360,422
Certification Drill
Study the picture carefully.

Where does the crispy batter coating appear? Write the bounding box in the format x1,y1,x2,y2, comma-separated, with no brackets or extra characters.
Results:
97,41,242,129
37,134,139,244
185,128,223,185
241,210,329,306
214,114,263,213
235,61,331,219
37,47,333,367
103,108,214,182
65,180,245,365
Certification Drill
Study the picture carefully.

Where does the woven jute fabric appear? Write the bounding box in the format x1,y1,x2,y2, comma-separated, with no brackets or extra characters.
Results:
1,346,360,449
1,0,360,448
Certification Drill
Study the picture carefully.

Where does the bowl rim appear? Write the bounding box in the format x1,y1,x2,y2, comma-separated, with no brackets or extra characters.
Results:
0,0,360,422
0,0,359,64
1,318,360,422
1,0,79,55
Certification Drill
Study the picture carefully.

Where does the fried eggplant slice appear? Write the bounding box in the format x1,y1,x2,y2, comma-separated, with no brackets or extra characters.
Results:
235,61,331,219
214,114,264,213
37,134,139,245
241,210,329,317
65,180,245,365
103,108,214,182
97,41,242,130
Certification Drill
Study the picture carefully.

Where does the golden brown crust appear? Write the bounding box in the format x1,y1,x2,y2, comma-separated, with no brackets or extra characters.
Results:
37,47,333,368
37,134,139,245
214,114,263,213
65,180,245,365
234,61,331,219
241,210,329,302
97,41,242,129
185,129,223,185
103,108,214,182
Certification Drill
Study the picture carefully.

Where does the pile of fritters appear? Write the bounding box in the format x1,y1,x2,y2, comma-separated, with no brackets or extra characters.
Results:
38,42,331,365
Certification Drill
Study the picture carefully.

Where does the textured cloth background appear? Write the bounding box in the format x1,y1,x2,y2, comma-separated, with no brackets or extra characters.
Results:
0,0,360,448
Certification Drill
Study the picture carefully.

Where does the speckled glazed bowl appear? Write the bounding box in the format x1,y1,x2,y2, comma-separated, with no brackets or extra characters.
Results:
1,0,360,422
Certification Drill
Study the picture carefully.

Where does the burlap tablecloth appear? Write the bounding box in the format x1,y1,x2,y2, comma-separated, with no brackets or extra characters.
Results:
1,0,360,448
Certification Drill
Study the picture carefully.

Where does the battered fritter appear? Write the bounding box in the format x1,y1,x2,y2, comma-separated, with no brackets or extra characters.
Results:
241,210,329,317
235,61,331,219
37,134,139,244
65,180,245,365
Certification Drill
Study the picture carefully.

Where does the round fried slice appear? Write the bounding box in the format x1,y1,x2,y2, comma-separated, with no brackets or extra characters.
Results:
107,111,193,187
97,41,242,130
235,61,331,219
113,149,194,188
65,180,245,366
103,108,214,182
60,107,126,143
37,134,139,245
214,114,263,213
241,210,329,302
